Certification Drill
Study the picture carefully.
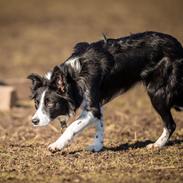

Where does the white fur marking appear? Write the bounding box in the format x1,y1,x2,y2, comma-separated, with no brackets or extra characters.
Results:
66,58,81,72
87,110,104,152
154,128,170,147
44,71,52,80
87,120,104,152
147,128,170,148
32,90,51,126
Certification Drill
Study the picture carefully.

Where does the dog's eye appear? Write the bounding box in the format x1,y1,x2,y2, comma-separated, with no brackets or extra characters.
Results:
45,99,55,108
47,102,54,108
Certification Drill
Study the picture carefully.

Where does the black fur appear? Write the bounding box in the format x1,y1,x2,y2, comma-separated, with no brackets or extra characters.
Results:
28,31,183,141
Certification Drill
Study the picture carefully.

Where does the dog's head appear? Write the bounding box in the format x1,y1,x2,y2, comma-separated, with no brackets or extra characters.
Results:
27,66,74,126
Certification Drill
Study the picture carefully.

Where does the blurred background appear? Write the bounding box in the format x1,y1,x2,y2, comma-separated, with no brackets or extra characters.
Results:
0,0,183,79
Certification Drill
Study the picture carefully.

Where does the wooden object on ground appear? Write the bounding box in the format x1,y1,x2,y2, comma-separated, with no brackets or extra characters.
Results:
0,86,17,111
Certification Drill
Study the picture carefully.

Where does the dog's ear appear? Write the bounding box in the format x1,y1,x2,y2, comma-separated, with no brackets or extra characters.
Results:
51,66,66,93
27,73,43,91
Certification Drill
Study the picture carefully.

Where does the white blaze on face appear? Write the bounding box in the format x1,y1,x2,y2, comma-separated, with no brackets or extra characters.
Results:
32,90,51,126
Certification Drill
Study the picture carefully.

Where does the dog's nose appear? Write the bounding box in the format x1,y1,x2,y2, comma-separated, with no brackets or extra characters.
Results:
32,118,39,125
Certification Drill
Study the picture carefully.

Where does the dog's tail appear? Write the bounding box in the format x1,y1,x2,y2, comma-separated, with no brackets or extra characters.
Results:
141,57,183,106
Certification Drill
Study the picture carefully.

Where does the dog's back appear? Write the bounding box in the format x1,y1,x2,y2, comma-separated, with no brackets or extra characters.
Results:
79,31,183,105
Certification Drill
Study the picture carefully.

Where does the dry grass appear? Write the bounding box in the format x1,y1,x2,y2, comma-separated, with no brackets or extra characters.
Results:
0,0,183,182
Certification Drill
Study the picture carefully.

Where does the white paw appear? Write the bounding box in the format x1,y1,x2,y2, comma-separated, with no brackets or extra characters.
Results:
146,143,161,149
86,144,103,152
48,142,63,153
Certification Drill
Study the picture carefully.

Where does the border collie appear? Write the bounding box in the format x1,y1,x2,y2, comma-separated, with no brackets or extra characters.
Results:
27,31,183,153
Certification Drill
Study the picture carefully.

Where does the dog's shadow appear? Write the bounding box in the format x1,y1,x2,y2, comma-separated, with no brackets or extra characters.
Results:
104,139,183,152
67,139,183,155
104,140,152,151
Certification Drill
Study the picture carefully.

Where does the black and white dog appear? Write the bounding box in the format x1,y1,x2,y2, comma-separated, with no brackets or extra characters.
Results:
28,31,183,152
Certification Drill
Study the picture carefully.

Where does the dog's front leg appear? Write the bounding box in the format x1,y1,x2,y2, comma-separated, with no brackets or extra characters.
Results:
48,111,96,153
86,116,104,152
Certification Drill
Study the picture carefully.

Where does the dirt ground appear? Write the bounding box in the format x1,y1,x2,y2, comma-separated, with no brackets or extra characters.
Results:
0,0,183,182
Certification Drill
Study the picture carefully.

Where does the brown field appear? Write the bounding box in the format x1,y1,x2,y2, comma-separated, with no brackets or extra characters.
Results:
0,0,183,182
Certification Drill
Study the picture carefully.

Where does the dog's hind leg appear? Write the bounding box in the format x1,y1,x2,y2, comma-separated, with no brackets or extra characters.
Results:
146,94,176,149
142,57,177,148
